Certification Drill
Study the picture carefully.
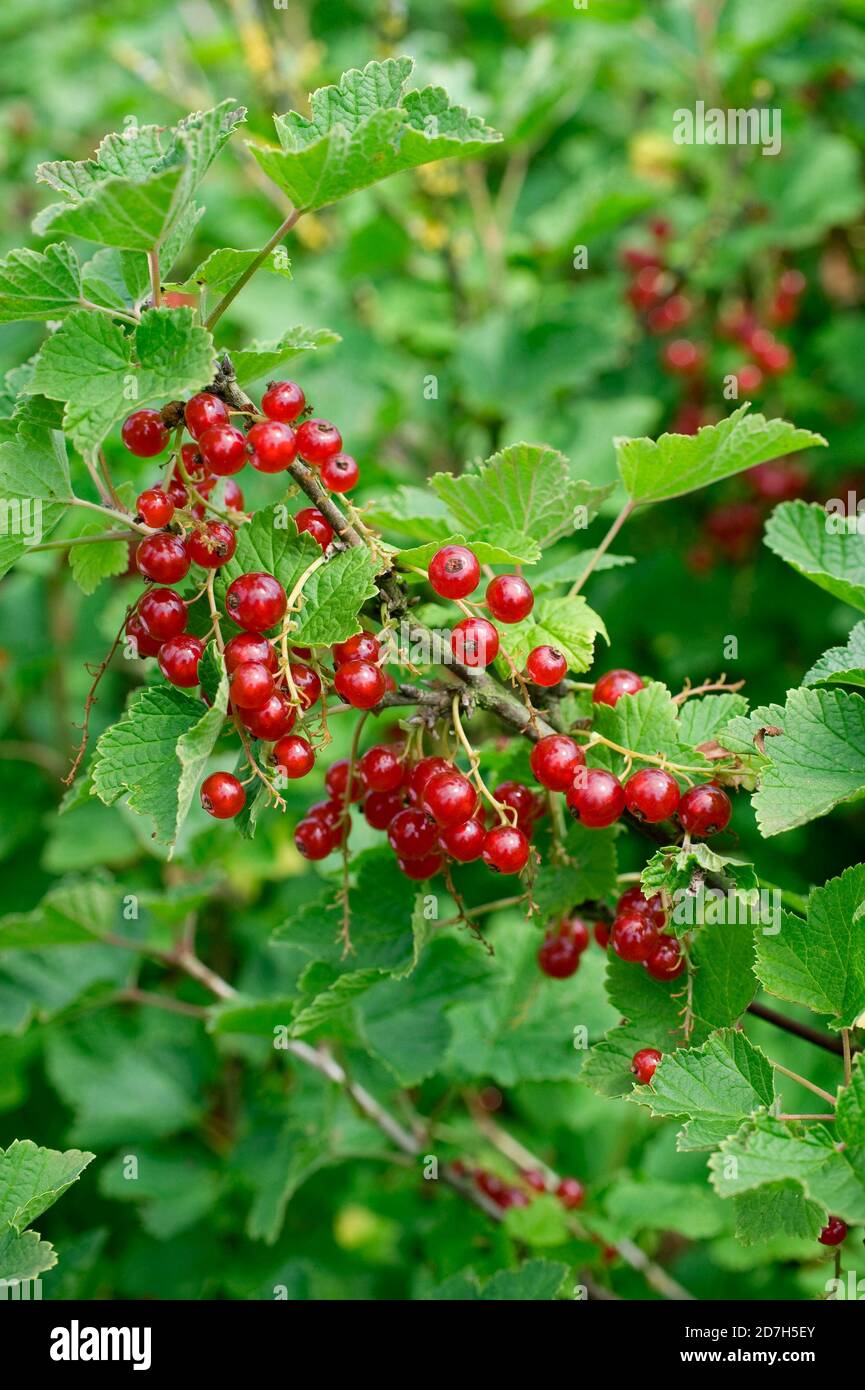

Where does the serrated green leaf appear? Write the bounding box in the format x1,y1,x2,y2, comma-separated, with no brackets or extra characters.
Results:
81,247,150,313
169,245,293,297
0,880,116,951
396,531,541,569
533,822,618,921
364,485,452,543
291,547,379,647
710,1116,865,1225
0,243,83,323
480,1258,567,1301
68,521,129,594
630,1030,775,1151
837,1056,865,1146
0,1139,94,1231
676,692,750,745
231,326,339,383
216,503,321,613
98,1147,220,1239
0,421,70,576
605,1179,726,1239
0,1225,57,1282
502,594,608,675
690,919,757,1034
765,500,865,612
804,622,865,690
591,682,711,778
732,1181,826,1246
502,1195,571,1247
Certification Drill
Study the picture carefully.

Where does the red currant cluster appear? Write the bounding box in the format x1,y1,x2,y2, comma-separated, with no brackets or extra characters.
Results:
456,1161,585,1213
427,544,546,672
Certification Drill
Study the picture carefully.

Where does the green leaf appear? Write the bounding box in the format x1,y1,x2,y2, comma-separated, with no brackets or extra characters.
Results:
616,406,825,505
630,1030,775,1151
532,550,635,592
604,1179,726,1239
364,486,452,543
216,503,320,610
98,1147,220,1239
248,57,500,212
0,1225,57,1282
764,501,865,612
81,247,150,313
732,1182,825,1246
502,1195,572,1247
68,521,129,595
804,622,865,690
0,422,70,576
0,243,83,323
690,919,757,1035
480,1259,567,1301
533,822,618,921
168,245,293,296
27,307,215,453
676,692,750,745
591,682,710,778
231,326,339,384
710,1116,865,1225
0,1139,94,1231
502,595,608,675
837,1056,865,1146
396,531,541,569
291,547,379,647
0,880,116,951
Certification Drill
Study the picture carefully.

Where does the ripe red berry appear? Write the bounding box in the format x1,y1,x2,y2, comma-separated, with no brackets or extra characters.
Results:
428,545,481,600
224,632,277,674
295,507,333,550
320,452,359,493
325,758,364,805
272,734,315,779
198,424,248,476
364,790,405,830
136,533,190,584
495,781,538,833
261,380,305,423
295,817,335,860
422,770,478,827
409,756,453,800
243,691,296,740
592,669,644,706
616,886,666,929
486,574,534,623
538,931,581,979
122,409,169,457
136,487,174,527
185,392,229,439
223,478,244,512
225,572,287,630
307,799,344,832
334,659,386,709
247,420,297,473
482,824,530,874
645,936,685,981
566,768,626,828
158,634,204,688
530,734,585,791
439,816,485,862
288,663,321,710
450,616,499,667
167,477,190,509
333,632,381,666
523,1170,548,1193
624,768,681,823
612,911,659,962
360,744,404,793
525,645,567,686
179,443,207,480
398,852,444,881
556,1177,585,1210
594,920,610,949
200,771,245,819
138,588,188,642
125,612,161,658
735,363,764,394
678,783,732,837
188,520,237,568
230,661,274,710
751,331,792,375
296,418,342,466
388,807,438,859
565,916,591,954
631,1048,662,1085
662,338,705,374
818,1216,848,1247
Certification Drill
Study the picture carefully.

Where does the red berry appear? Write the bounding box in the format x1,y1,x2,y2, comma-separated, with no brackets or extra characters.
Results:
398,852,443,880
224,632,277,674
179,443,207,480
530,734,585,791
295,507,333,550
122,409,168,457
525,645,567,686
125,612,161,658
230,661,275,710
288,663,321,710
538,931,581,979
247,420,297,473
523,1170,547,1193
496,781,537,833
556,1177,585,1210
136,487,174,527
325,758,364,805
295,817,334,860
566,768,625,828
428,545,481,600
320,453,359,493
486,574,534,623
225,572,287,630
678,783,732,837
818,1216,848,1247
594,921,610,949
751,331,792,375
616,886,666,929
223,478,245,512
334,659,386,709
188,520,237,569
662,338,705,374
272,735,315,779
167,477,190,509
409,756,453,800
243,691,296,740
450,616,499,667
364,790,405,830
185,393,229,439
296,418,342,466
136,533,190,584
158,634,204,688
333,632,381,666
388,807,438,859
307,799,344,832
748,459,808,503
612,911,659,962
261,380,305,423
631,1048,662,1085
439,816,485,862
592,669,644,706
138,588,188,641
735,363,764,394
198,424,248,476
200,771,245,819
482,824,530,874
360,744,404,793
624,768,681,823
645,936,685,981
566,916,591,954
422,770,478,827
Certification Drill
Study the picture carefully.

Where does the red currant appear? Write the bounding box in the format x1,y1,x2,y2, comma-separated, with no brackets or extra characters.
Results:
409,757,453,800
295,817,335,860
495,781,537,832
225,572,287,630
261,380,305,423
138,588,188,642
556,1177,585,1210
398,852,444,881
612,911,659,962
136,533,190,584
450,616,499,667
188,520,237,568
296,418,342,466
320,453,359,493
530,734,584,791
333,633,381,666
334,659,386,709
199,424,248,476
247,420,297,473
486,573,534,623
125,612,161,658
538,931,581,979
428,545,480,600
523,1170,547,1193
364,790,405,830
272,734,315,779
421,770,477,827
439,816,485,862
185,392,229,439
243,691,296,740
631,1048,662,1085
167,477,190,509
662,338,705,374
288,662,322,710
566,768,625,828
179,443,207,480
360,744,404,793
224,632,277,674
678,783,732,837
616,886,666,930
122,409,168,457
645,936,685,981
594,921,610,949
818,1216,848,1247
223,478,245,512
200,771,245,819
388,807,438,859
525,645,567,686
624,768,681,823
136,487,174,527
592,669,644,706
230,661,275,710
325,758,364,805
565,916,591,954
158,634,203,688
482,824,530,874
295,507,333,550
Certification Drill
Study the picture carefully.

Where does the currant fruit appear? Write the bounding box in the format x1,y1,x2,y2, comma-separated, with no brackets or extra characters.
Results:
428,545,480,600
818,1216,848,1247
486,573,534,623
624,768,681,822
295,507,333,549
592,668,644,706
398,852,443,881
225,572,287,630
187,520,237,568
136,533,190,583
530,734,584,791
185,392,229,439
482,824,530,874
261,380,305,423
334,659,386,709
247,420,297,473
224,632,277,674
288,663,322,710
122,409,168,457
125,612,161,658
295,817,335,860
272,734,315,779
525,645,567,686
450,616,499,667
387,807,438,859
200,771,245,819
359,744,404,793
333,632,381,666
409,756,452,800
364,790,405,830
611,911,659,962
296,418,342,465
199,424,248,476
645,936,685,981
158,634,204,688
325,759,364,804
538,931,581,979
556,1177,585,1210
136,487,174,527
421,770,478,827
678,783,732,837
138,588,188,642
616,886,666,930
230,661,275,709
243,691,296,740
439,816,485,862
566,768,626,828
631,1048,662,1085
320,452,359,493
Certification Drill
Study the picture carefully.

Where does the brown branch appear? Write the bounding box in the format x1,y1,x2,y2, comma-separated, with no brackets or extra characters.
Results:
747,1000,847,1057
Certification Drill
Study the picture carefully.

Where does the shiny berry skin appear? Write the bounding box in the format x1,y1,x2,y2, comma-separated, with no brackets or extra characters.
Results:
295,817,334,860
122,409,169,457
325,759,364,805
486,573,534,623
179,443,207,480
225,572,287,630
167,477,190,509
592,668,644,706
818,1216,848,1247
158,634,204,688
422,770,478,828
188,520,237,569
360,744,404,793
594,921,610,949
136,533,190,584
556,1177,585,1210
398,852,444,881
333,632,380,666
321,452,359,493
247,420,297,473
198,424,248,476
261,379,305,422
439,816,485,862
495,781,537,831
482,824,530,874
530,734,584,791
645,936,685,981
243,691,296,741
538,932,581,979
200,771,245,819
334,659,386,709
617,886,666,930
409,756,452,800
566,768,626,828
296,418,342,465
565,916,591,954
272,735,314,779
525,645,567,686
295,507,333,550
428,545,480,600
223,478,245,512
364,790,405,830
678,783,732,837
138,588,188,642
612,911,659,963
224,632,277,674
230,661,274,710
450,616,499,667
125,612,161,658
136,487,174,527
388,807,438,859
185,392,229,439
288,662,321,710
624,768,681,823
631,1048,662,1085
307,799,344,832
